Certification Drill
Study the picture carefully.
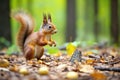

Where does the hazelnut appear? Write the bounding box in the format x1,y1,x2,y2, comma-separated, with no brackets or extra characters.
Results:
19,67,29,75
38,67,49,75
66,71,78,80
0,59,9,67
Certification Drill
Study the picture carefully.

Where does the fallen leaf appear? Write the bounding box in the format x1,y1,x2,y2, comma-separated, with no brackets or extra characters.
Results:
85,59,95,65
57,64,67,71
83,51,93,56
90,71,107,80
109,50,117,57
79,64,94,73
66,43,76,56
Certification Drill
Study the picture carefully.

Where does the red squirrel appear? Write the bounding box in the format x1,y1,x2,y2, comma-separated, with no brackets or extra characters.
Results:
12,11,57,60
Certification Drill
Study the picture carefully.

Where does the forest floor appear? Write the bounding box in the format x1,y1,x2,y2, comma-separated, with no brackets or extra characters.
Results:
0,45,120,80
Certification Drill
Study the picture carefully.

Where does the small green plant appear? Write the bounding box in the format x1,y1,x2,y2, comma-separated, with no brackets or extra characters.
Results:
47,47,60,55
0,37,11,50
6,44,19,55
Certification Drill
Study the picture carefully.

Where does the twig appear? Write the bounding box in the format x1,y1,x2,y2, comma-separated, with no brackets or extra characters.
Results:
94,66,120,72
108,60,120,65
104,57,120,65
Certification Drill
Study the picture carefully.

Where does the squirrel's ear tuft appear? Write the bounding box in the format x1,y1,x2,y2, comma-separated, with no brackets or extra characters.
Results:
48,14,52,22
43,13,48,24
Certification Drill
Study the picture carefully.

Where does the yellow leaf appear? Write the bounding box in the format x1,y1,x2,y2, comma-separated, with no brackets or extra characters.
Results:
86,59,95,65
66,43,76,56
90,71,107,80
83,51,93,56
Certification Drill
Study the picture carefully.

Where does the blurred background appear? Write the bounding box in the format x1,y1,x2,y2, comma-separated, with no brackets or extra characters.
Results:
0,0,120,50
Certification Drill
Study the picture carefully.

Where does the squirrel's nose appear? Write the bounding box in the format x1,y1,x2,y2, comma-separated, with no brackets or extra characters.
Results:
54,30,57,33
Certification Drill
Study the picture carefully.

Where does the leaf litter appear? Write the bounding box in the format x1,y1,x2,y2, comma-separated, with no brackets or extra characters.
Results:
0,45,120,80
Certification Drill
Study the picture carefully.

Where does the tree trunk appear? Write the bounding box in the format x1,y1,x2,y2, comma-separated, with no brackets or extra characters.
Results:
94,0,99,42
0,0,11,42
66,0,76,42
110,0,119,45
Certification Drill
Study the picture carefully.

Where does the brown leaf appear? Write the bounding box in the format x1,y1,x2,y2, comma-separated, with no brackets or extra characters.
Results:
79,64,94,73
90,71,107,80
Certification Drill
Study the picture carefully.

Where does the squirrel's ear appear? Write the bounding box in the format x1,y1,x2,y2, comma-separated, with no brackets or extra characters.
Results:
48,14,52,22
43,14,48,24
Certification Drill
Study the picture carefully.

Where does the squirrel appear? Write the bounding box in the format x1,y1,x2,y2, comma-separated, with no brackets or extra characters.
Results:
12,11,57,60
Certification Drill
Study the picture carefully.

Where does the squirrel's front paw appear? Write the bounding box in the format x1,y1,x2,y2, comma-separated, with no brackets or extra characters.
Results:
50,41,56,47
52,41,56,47
47,42,53,46
48,41,56,47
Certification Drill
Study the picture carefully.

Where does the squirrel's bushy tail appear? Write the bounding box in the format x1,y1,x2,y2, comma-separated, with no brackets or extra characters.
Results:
12,11,35,52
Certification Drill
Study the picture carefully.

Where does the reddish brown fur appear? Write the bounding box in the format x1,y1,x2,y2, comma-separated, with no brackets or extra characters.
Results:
13,11,57,60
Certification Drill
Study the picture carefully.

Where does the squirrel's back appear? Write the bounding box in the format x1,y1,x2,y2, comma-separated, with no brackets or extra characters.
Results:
13,11,35,52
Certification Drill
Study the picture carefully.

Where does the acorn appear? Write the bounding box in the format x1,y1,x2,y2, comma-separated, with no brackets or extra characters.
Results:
19,67,29,75
38,67,49,75
0,59,9,67
66,71,78,80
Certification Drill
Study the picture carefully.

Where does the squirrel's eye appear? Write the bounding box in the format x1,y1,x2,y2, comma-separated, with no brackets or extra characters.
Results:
49,26,51,29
